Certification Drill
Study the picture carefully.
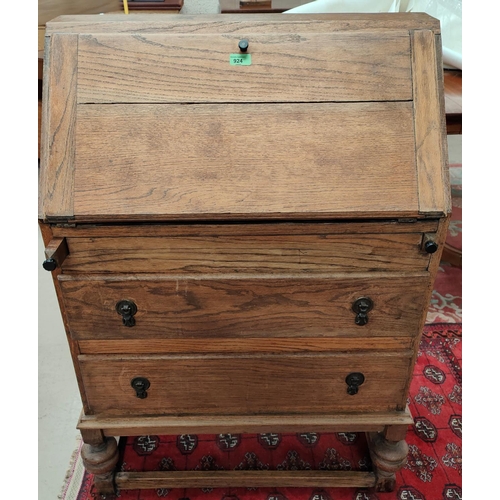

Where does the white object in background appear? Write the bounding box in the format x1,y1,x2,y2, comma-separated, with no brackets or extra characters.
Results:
284,0,462,70
284,0,402,13
407,0,462,69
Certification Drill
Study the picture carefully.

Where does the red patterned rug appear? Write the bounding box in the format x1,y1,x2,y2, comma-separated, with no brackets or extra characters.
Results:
68,264,462,500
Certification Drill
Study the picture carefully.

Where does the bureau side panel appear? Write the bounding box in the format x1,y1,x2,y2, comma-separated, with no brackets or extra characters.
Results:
411,30,451,215
39,222,91,413
39,34,78,220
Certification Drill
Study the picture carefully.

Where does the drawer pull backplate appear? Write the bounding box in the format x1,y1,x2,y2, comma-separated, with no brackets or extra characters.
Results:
116,300,137,327
352,297,373,326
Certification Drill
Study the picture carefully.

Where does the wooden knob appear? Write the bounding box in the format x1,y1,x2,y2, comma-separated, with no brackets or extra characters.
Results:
424,241,439,253
238,39,249,52
42,258,57,271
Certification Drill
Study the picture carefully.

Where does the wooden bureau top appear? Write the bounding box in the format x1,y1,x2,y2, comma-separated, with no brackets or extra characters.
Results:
45,13,441,34
39,14,449,223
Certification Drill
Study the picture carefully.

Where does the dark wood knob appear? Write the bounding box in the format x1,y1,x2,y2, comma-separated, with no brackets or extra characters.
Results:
42,258,57,271
238,39,249,52
424,241,439,254
346,372,365,395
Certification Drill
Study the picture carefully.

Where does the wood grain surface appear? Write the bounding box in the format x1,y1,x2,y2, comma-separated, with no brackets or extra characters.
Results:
76,32,412,103
59,273,429,339
39,34,78,219
79,351,412,415
78,336,413,354
38,16,446,466
73,102,418,220
78,408,414,435
115,470,377,488
38,222,92,413
44,236,69,267
401,216,450,401
62,232,430,274
411,30,450,215
39,0,119,26
51,220,440,238
45,14,440,35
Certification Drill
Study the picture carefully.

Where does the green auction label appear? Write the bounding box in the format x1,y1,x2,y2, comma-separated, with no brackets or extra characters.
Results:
229,54,252,66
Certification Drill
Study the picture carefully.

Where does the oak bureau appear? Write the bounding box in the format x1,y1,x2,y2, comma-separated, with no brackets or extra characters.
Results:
39,13,450,495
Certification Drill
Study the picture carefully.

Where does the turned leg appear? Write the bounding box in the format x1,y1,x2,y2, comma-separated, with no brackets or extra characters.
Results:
366,425,409,492
80,429,119,496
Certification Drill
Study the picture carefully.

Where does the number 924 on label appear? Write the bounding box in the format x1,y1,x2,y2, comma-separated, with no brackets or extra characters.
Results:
229,54,252,66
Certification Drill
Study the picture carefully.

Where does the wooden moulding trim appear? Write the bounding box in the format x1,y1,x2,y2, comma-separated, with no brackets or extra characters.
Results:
114,470,377,489
58,270,429,281
39,33,78,220
411,29,450,215
51,219,440,238
56,211,424,224
78,409,413,436
77,337,414,355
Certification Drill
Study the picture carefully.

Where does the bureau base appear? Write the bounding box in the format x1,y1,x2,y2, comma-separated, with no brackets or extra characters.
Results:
78,410,413,495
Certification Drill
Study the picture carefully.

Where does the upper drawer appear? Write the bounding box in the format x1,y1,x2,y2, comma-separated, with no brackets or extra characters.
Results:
59,273,429,340
60,228,434,274
76,32,412,104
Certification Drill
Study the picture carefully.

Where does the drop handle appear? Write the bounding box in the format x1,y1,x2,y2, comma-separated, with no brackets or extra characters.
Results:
238,39,249,52
131,377,150,399
116,300,137,327
346,372,365,395
352,297,373,326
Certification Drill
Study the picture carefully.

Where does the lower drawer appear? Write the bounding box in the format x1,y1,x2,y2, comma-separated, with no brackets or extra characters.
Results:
79,352,412,416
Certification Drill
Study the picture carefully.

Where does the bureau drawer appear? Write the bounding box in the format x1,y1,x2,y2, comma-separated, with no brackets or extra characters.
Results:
59,273,429,340
62,231,431,274
79,352,412,416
